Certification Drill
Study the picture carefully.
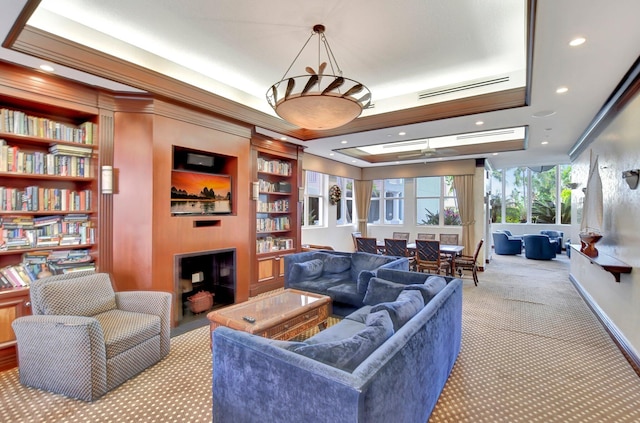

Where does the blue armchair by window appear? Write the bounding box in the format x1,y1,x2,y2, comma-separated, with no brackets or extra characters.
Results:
492,232,523,255
539,230,564,253
523,234,557,260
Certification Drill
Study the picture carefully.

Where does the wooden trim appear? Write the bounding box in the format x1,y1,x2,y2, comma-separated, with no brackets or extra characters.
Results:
1,0,40,48
569,274,640,378
9,26,527,143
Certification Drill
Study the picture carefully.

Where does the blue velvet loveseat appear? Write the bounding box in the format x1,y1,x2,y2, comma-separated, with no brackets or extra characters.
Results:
212,269,463,423
284,250,409,316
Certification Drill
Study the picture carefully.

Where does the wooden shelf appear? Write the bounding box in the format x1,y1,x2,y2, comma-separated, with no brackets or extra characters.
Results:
571,244,632,282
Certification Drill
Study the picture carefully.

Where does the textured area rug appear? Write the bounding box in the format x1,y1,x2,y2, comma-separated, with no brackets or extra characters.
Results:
2,254,640,422
429,254,640,422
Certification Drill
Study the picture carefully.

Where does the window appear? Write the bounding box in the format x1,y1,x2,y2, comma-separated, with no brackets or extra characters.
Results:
368,179,405,224
335,177,353,225
491,165,572,224
504,167,528,223
303,171,323,226
416,176,461,226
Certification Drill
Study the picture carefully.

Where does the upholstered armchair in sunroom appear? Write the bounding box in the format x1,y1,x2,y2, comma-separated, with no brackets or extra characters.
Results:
12,271,172,401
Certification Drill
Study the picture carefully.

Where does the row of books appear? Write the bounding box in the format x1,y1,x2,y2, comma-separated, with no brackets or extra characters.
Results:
0,186,92,212
258,179,291,194
256,216,291,233
0,214,95,251
0,140,93,176
256,157,292,176
0,108,96,144
256,237,294,254
257,199,290,213
0,249,95,290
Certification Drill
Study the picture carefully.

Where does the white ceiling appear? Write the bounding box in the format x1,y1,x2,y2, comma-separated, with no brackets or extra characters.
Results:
2,0,640,169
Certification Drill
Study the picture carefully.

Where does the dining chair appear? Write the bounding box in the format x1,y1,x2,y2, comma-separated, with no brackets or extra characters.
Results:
453,239,484,286
392,232,410,241
415,240,450,275
384,238,415,270
416,233,436,240
351,231,362,249
355,237,378,254
439,233,459,245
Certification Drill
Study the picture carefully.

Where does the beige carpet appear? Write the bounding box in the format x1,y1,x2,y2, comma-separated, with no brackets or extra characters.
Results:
1,253,640,422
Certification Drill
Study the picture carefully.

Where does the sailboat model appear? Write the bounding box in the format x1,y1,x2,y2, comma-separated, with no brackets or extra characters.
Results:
579,151,603,257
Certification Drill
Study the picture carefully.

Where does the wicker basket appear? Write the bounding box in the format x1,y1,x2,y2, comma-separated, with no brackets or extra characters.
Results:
187,291,214,314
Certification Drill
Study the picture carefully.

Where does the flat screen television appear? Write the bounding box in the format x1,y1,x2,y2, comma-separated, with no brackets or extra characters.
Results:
171,169,232,215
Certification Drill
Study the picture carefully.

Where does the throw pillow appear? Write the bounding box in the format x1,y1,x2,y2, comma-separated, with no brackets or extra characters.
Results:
362,277,406,305
323,255,352,274
290,259,324,281
371,290,424,331
288,310,394,372
403,276,447,304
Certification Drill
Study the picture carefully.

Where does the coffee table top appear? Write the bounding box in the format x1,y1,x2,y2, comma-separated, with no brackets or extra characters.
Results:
207,288,331,334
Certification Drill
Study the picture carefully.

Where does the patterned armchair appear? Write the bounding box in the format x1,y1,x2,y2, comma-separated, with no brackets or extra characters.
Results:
12,272,172,401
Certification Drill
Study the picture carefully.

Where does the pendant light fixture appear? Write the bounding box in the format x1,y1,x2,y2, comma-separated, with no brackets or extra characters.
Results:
266,24,371,130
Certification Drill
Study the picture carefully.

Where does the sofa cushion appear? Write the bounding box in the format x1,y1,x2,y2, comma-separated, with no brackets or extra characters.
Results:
288,310,394,372
362,277,406,305
291,259,324,281
343,305,374,324
349,253,394,283
323,255,352,274
293,275,348,295
403,276,447,304
371,290,424,331
326,283,364,307
304,318,366,344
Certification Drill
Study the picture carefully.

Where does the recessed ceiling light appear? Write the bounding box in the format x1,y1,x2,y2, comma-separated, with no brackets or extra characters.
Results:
532,110,556,118
398,132,406,136
475,121,484,126
329,152,334,156
279,136,287,141
341,140,348,144
569,37,586,47
541,141,549,145
556,87,568,94
39,64,54,72
492,153,499,156
351,160,357,163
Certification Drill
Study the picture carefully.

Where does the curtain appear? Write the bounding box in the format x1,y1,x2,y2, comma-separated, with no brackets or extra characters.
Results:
354,180,373,237
453,175,475,255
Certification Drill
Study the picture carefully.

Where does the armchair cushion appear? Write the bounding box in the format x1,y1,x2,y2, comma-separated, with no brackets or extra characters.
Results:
94,309,161,358
36,273,116,316
287,310,394,372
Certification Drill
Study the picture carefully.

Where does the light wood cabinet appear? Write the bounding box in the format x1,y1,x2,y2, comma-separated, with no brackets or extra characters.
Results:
0,288,31,371
250,135,303,296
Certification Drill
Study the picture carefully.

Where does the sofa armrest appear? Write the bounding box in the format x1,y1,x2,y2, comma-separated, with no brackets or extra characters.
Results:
213,327,362,423
116,291,172,357
12,315,107,401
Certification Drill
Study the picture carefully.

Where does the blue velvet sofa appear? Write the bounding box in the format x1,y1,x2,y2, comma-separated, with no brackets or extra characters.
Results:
523,234,557,260
539,230,564,253
212,269,463,423
284,251,409,316
492,231,523,255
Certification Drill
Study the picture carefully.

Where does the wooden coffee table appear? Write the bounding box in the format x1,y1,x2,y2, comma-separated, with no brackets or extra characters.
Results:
207,289,332,341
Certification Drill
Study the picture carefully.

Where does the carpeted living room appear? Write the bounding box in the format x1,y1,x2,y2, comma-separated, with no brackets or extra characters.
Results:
2,253,640,422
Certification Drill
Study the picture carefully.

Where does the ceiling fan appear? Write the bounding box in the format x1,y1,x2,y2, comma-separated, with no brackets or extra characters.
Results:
397,139,456,159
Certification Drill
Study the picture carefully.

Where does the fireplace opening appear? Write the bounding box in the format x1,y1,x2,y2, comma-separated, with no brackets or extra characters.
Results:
174,248,236,326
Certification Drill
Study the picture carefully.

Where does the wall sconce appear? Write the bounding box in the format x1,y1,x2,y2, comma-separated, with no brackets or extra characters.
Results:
567,182,580,190
622,169,640,189
101,165,113,194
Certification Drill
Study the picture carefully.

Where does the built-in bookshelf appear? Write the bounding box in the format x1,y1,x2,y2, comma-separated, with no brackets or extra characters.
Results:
250,136,303,296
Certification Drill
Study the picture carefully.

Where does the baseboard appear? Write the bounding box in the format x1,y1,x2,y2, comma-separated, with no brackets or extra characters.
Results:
569,273,640,377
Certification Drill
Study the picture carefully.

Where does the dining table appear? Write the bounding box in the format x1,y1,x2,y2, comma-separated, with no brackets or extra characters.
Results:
376,240,464,276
